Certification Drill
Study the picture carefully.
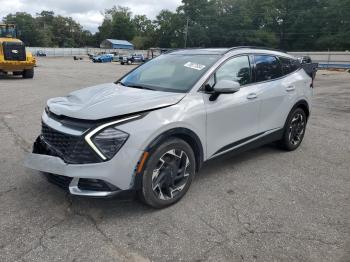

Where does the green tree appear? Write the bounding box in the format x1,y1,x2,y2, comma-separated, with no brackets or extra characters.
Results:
133,15,154,35
177,0,214,47
3,1,350,50
154,10,184,48
3,12,42,46
131,15,156,49
98,6,136,41
49,16,84,47
315,0,350,50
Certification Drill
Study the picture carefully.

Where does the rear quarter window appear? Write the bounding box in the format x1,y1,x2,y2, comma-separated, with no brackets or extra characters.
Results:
279,57,301,75
254,55,283,82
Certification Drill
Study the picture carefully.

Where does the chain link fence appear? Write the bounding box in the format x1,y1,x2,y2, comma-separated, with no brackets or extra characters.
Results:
27,47,147,57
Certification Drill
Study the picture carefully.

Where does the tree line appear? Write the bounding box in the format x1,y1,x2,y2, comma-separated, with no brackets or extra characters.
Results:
2,0,350,51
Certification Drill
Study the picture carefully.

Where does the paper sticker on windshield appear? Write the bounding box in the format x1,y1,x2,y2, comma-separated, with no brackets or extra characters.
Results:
184,62,206,71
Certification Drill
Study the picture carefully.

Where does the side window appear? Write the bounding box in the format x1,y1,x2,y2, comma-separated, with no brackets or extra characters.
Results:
254,55,283,82
279,57,301,75
291,59,301,71
215,56,251,86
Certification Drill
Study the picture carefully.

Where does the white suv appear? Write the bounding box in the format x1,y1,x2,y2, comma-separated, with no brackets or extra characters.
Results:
25,47,313,208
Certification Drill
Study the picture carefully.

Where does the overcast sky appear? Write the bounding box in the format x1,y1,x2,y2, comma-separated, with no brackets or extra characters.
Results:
0,0,182,32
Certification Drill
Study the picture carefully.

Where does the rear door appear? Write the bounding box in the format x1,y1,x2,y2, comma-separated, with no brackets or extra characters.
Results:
203,55,261,157
253,55,298,132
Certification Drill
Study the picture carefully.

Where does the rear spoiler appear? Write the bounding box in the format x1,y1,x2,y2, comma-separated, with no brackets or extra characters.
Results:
302,63,318,80
301,63,318,88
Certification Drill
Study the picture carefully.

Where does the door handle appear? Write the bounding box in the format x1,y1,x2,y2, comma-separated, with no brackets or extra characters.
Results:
247,93,258,100
286,86,295,92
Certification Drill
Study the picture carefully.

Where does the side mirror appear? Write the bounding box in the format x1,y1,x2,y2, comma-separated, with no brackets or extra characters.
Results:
214,80,241,93
209,80,240,101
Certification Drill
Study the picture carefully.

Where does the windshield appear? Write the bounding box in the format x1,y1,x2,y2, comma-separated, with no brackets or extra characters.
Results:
119,53,221,93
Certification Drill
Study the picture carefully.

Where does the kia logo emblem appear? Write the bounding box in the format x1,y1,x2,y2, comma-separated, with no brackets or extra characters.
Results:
11,50,18,54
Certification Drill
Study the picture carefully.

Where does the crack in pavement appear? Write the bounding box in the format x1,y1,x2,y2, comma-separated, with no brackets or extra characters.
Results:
251,230,342,247
14,195,73,260
0,187,17,197
195,215,239,261
194,200,343,261
230,202,255,234
15,219,68,260
194,196,343,262
222,198,342,247
65,196,150,262
14,194,149,261
0,116,31,153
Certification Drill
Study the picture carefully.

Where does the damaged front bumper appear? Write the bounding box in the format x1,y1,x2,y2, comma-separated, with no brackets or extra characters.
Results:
24,110,145,196
24,153,121,197
24,144,143,197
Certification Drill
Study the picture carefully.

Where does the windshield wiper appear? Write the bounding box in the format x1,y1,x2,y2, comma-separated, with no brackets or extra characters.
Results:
116,81,156,91
115,81,126,86
126,84,155,91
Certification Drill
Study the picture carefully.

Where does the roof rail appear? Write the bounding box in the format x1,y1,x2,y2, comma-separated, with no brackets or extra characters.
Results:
225,46,286,54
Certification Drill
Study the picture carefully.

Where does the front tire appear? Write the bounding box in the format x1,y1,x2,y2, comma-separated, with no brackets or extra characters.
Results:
139,138,196,208
279,108,307,151
23,68,34,79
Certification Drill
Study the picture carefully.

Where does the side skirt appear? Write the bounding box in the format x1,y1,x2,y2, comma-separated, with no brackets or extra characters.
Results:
209,128,284,160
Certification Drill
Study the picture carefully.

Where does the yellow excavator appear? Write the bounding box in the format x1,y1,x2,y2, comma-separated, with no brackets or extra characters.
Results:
0,24,36,78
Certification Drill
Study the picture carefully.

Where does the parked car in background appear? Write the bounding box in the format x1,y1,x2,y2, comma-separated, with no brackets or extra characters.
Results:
298,56,312,64
120,54,145,65
73,56,83,60
112,55,120,62
36,50,47,57
146,48,173,60
92,54,114,63
25,47,313,208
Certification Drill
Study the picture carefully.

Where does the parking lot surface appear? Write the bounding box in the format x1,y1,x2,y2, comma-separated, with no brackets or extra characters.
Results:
0,57,349,262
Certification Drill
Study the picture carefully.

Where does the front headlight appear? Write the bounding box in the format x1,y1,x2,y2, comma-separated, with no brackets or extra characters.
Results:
92,127,129,159
85,115,141,161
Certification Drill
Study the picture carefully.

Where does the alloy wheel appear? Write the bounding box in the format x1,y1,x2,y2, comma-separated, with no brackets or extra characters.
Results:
288,113,305,146
151,149,191,200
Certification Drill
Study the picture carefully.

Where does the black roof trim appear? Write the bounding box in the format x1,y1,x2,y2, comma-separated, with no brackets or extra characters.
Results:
164,46,287,55
167,48,230,55
224,46,287,54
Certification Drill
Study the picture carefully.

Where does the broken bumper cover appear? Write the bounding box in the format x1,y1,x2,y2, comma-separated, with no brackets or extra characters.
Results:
24,146,143,196
24,153,118,196
46,174,121,197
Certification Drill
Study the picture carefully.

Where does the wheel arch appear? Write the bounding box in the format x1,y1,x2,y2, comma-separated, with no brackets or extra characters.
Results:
292,99,310,120
281,99,310,136
145,127,204,173
132,127,204,190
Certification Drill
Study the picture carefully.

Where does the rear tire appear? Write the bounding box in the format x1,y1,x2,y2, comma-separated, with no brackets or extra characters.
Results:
278,108,307,151
23,68,34,79
139,138,196,208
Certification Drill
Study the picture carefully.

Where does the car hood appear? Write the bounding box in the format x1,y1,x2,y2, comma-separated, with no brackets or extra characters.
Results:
47,83,186,120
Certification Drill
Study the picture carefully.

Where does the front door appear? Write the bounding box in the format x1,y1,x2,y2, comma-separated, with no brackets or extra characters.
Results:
203,55,261,158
